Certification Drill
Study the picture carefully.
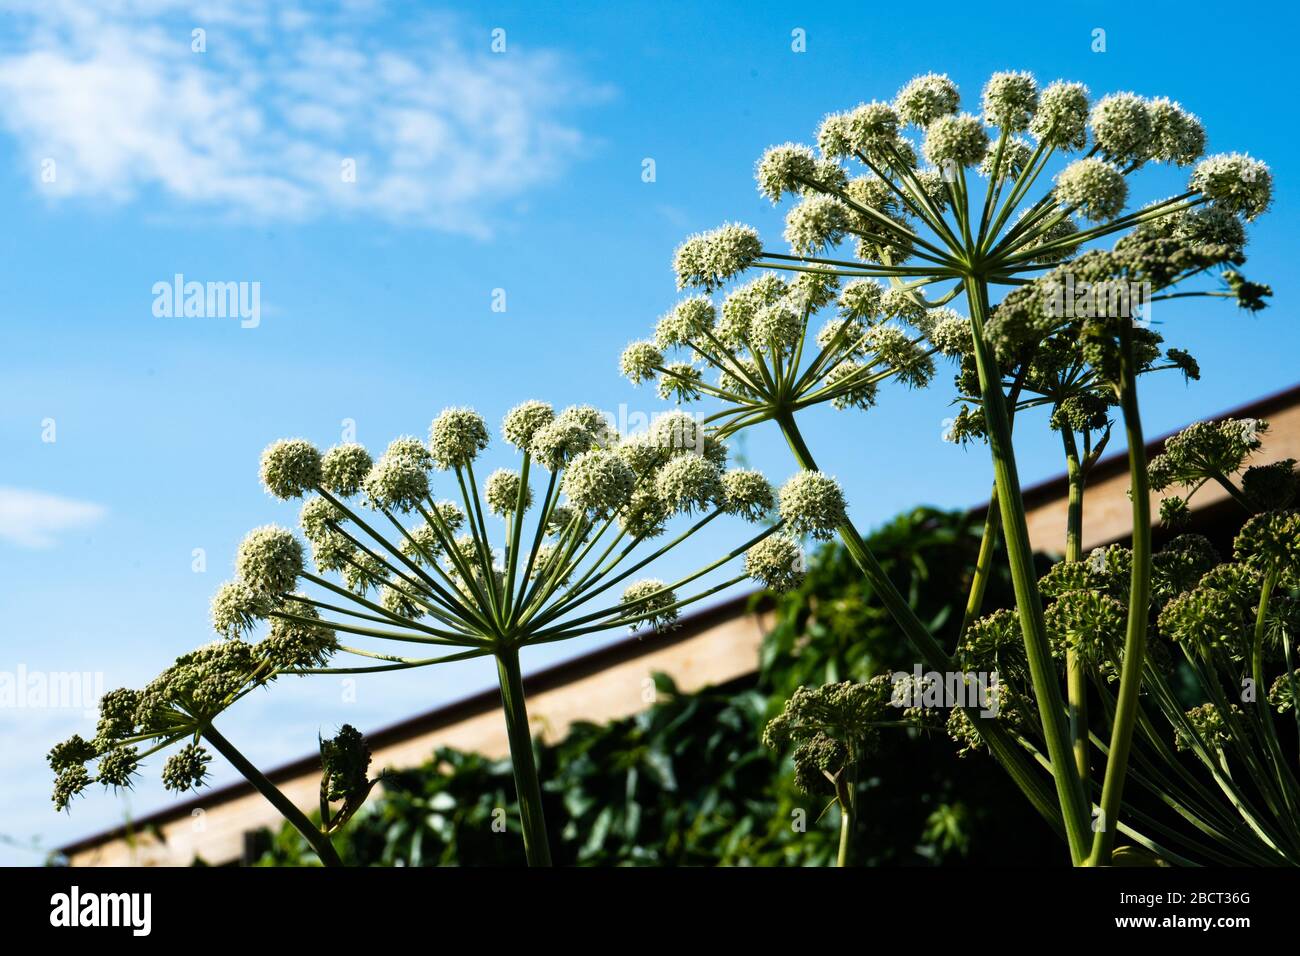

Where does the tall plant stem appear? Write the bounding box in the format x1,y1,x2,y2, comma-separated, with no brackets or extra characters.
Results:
773,410,1066,835
1088,323,1151,866
957,486,1000,640
201,724,343,867
1061,429,1091,781
496,647,552,866
962,276,1091,864
835,773,856,867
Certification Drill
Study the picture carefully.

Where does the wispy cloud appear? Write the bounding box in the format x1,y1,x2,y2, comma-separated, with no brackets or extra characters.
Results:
0,487,106,548
0,1,605,234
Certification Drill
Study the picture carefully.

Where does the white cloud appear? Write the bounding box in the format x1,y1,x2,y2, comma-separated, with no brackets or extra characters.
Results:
0,1,603,234
0,487,106,548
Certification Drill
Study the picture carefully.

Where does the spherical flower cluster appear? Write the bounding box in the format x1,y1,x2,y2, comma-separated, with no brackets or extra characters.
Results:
673,223,763,291
1268,671,1299,715
1241,459,1298,512
720,469,774,522
617,432,669,476
384,436,434,469
161,743,211,793
894,73,960,127
363,453,430,512
562,449,636,515
484,468,532,516
750,301,803,352
262,598,337,670
981,71,1037,131
501,401,555,452
825,361,880,410
1089,92,1153,164
1158,585,1247,657
922,113,989,168
658,362,703,403
1147,418,1267,492
835,100,902,156
1054,158,1127,221
1147,98,1205,166
299,495,346,542
1021,213,1080,263
621,579,679,632
1173,206,1245,254
790,732,847,795
530,405,608,470
620,340,663,385
48,735,97,774
320,443,373,497
879,287,926,326
835,278,885,322
783,194,850,254
260,439,321,500
1030,81,1089,151
619,487,671,540
1044,589,1126,664
756,143,818,202
398,521,443,564
655,296,716,348
52,764,91,811
428,408,490,470
1233,510,1300,572
929,313,973,356
1175,703,1236,752
778,471,847,540
717,273,786,345
1190,154,1273,221
95,746,140,790
236,525,304,595
866,325,934,388
980,137,1033,183
381,582,423,619
649,411,720,463
745,533,804,592
957,608,1023,672
655,454,724,515
210,579,270,639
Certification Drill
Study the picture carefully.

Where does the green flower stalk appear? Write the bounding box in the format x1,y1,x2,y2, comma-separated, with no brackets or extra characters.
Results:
201,402,798,865
633,68,1273,865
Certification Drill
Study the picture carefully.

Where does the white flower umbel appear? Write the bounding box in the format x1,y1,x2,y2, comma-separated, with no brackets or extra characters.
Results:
222,405,795,866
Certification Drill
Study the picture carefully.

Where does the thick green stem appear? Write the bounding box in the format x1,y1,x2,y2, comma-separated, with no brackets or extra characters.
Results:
201,724,343,867
495,647,552,866
837,805,852,867
1088,324,1151,866
958,485,1000,640
1061,429,1091,782
962,277,1092,863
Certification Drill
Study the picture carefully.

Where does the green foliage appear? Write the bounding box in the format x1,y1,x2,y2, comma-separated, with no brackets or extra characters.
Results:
257,507,1060,867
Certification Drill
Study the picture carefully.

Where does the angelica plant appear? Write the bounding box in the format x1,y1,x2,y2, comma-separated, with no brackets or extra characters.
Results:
179,403,822,866
763,678,922,866
628,69,1273,865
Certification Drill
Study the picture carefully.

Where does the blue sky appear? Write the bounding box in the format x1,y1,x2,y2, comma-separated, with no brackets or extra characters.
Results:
1,0,1296,864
